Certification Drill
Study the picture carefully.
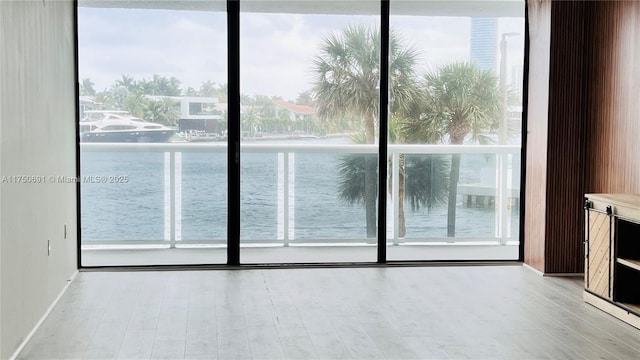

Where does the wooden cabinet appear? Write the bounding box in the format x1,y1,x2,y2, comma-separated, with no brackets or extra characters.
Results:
584,194,640,329
584,207,613,300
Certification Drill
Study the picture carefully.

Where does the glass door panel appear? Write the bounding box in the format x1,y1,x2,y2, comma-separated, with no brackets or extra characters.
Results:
78,1,227,265
387,1,525,261
240,1,380,263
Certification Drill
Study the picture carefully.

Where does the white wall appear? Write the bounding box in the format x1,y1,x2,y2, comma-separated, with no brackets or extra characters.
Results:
0,1,77,358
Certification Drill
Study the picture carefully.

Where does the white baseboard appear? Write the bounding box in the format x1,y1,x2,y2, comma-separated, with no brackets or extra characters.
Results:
523,262,544,275
9,270,79,360
523,263,583,277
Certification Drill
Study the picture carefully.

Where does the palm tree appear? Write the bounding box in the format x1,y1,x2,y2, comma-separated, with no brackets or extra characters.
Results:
145,97,179,126
136,74,181,96
339,117,448,238
138,77,155,95
106,85,130,109
93,90,110,108
80,78,96,96
295,91,314,106
200,80,217,97
240,95,264,137
122,93,148,118
403,62,501,237
216,83,228,102
115,74,137,93
391,114,449,238
276,106,293,134
166,77,183,96
312,24,419,237
184,87,199,96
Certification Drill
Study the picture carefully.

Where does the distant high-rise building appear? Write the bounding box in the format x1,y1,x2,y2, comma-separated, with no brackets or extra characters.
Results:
511,65,524,98
470,18,498,74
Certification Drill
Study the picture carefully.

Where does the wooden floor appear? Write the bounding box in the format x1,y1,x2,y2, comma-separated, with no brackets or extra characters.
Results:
18,265,640,359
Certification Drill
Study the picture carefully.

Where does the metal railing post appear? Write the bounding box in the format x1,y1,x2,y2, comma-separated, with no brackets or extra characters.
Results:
392,151,400,245
169,151,176,249
497,152,509,245
283,151,289,247
175,152,182,242
288,152,295,243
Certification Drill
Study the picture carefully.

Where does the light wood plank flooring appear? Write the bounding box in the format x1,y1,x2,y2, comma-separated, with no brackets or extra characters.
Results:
17,265,640,359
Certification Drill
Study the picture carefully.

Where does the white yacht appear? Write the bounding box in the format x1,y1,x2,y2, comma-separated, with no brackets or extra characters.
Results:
79,111,175,143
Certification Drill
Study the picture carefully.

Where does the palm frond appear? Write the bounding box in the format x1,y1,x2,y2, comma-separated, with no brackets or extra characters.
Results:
337,153,377,206
311,24,420,143
406,61,501,145
404,155,450,212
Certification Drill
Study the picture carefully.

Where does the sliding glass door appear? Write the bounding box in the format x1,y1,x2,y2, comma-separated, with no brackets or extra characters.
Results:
387,2,524,260
78,0,228,266
239,1,380,263
78,0,524,267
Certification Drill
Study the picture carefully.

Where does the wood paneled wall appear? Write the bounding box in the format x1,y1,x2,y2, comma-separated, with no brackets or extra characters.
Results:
543,0,590,273
584,1,640,194
524,0,640,274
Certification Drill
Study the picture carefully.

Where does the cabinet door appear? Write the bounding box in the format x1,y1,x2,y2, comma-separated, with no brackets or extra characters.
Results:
585,210,613,299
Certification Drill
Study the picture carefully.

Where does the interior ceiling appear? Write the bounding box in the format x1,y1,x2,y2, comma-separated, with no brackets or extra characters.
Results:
79,0,524,17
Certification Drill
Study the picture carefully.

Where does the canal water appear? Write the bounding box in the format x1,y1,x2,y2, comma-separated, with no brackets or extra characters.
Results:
80,138,520,243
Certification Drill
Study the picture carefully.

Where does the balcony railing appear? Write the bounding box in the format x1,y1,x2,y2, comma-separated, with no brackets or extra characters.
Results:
80,142,520,248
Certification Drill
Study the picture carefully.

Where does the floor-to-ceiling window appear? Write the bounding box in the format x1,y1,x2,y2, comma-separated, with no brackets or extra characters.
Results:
386,2,524,260
78,0,524,267
239,1,380,263
78,0,228,266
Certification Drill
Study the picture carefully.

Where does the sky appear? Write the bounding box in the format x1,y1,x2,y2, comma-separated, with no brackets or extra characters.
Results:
78,3,525,102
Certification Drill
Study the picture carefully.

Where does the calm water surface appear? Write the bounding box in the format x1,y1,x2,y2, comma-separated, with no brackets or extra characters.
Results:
80,138,520,242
